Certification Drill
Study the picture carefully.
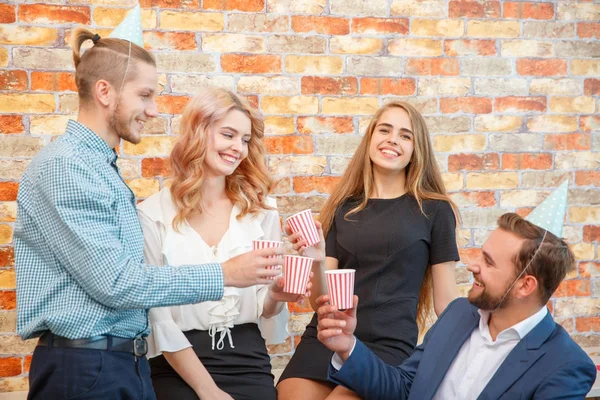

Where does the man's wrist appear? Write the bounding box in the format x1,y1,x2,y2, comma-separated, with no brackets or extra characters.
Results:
339,336,356,361
331,336,356,370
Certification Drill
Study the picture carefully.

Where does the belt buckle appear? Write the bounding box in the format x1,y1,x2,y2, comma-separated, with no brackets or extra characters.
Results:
133,337,147,357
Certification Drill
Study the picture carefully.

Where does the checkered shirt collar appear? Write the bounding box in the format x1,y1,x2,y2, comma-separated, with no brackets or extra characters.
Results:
67,119,118,164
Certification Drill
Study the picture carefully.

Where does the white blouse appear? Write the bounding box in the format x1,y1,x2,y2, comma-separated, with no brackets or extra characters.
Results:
137,188,289,358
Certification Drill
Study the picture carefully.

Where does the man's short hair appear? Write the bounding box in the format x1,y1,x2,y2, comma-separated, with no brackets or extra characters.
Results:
497,213,575,305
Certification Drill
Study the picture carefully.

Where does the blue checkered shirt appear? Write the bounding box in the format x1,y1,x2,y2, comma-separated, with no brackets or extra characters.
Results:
14,120,224,340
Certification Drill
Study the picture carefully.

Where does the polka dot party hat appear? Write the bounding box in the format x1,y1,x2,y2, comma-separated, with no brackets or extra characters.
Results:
108,4,144,48
525,180,569,238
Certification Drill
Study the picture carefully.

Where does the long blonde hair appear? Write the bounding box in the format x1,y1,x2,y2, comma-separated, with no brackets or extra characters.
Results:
169,88,274,230
70,27,155,105
319,101,460,331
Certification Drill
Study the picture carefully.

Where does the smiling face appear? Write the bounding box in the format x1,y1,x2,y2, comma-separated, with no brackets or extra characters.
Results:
368,107,415,178
467,228,526,311
203,109,252,178
108,61,158,145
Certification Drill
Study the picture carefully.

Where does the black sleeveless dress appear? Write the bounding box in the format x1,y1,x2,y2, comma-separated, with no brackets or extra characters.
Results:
278,195,459,383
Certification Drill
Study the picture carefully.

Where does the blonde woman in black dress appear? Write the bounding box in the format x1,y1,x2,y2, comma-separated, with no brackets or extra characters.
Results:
277,101,461,399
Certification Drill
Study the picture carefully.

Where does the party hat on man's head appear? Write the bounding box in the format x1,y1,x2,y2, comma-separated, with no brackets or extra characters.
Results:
108,4,144,48
525,180,569,238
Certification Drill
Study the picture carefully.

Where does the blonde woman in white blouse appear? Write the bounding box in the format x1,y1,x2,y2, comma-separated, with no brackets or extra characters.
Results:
137,88,309,400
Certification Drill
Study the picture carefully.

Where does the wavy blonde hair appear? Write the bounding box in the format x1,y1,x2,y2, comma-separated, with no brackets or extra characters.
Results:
319,101,460,331
169,88,274,230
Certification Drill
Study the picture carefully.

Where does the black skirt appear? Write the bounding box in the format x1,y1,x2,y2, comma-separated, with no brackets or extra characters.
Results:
149,323,276,400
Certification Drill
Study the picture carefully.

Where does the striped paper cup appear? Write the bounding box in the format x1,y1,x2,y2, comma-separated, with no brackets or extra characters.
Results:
283,255,314,295
325,269,355,310
286,209,319,247
253,240,284,280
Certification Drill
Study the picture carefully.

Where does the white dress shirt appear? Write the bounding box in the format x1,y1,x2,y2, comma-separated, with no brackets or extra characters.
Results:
433,305,548,399
332,305,548,400
137,188,289,358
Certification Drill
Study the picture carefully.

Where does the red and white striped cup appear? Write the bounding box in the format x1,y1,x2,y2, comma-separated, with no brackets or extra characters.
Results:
325,269,355,310
283,255,314,295
253,240,284,280
286,209,319,247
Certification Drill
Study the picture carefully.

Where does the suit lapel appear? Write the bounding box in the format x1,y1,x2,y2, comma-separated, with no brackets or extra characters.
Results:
420,308,480,400
477,311,556,400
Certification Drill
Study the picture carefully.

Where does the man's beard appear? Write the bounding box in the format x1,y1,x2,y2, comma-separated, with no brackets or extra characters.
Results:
468,283,513,311
109,99,138,144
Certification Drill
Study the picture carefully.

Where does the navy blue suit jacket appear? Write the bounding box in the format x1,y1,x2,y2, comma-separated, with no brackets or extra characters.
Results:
329,298,597,400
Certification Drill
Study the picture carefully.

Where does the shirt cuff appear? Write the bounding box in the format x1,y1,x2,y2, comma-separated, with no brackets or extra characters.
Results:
186,262,224,303
331,336,357,370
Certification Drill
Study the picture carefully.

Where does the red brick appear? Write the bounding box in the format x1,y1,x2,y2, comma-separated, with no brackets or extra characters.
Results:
293,335,302,347
576,316,600,332
555,279,590,297
0,248,14,267
578,22,600,39
297,116,354,134
452,191,497,207
448,153,499,172
459,248,481,265
292,16,349,35
143,32,197,51
156,95,191,115
244,95,258,109
360,78,416,95
494,96,546,112
0,291,16,310
515,208,533,218
24,355,32,374
503,2,554,19
0,4,15,23
31,72,77,92
0,70,27,91
405,58,459,76
441,97,492,114
523,2,555,19
263,136,314,155
579,262,599,279
544,134,591,151
583,226,600,243
0,357,21,377
293,176,341,194
575,171,600,186
502,153,553,170
352,18,409,35
221,54,281,74
584,79,600,95
0,116,23,135
517,59,567,76
444,39,497,56
141,158,172,178
0,183,18,201
449,1,500,18
19,4,90,24
203,0,263,11
301,76,357,95
140,0,200,7
580,116,600,133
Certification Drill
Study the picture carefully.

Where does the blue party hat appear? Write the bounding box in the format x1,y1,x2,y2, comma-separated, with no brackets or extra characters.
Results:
108,4,144,48
525,180,568,238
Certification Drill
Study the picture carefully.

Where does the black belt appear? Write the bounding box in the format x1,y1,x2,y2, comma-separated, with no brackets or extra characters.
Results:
38,332,148,357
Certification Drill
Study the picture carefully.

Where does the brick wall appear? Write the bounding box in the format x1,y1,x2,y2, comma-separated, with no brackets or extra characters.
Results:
0,0,599,393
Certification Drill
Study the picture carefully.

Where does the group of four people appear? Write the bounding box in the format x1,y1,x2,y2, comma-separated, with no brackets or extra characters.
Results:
14,23,596,400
